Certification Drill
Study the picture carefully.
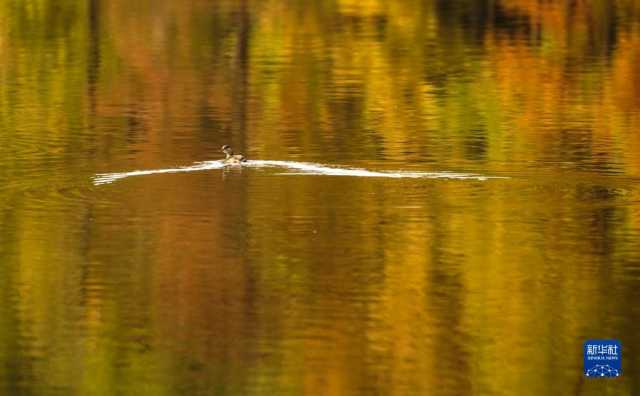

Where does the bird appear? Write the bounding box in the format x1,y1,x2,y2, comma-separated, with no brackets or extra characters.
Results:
220,145,247,165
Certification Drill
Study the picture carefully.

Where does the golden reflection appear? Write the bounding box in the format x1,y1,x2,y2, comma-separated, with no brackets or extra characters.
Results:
0,0,639,395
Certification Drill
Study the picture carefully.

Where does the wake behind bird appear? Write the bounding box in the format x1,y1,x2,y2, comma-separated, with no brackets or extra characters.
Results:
93,160,507,185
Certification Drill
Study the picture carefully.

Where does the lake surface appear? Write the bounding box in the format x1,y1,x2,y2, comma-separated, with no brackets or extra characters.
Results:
1,0,639,395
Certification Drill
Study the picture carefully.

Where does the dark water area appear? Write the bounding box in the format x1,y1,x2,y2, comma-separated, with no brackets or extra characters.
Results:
1,1,640,395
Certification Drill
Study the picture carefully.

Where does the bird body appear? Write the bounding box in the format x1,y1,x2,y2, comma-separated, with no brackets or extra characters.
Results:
221,145,247,165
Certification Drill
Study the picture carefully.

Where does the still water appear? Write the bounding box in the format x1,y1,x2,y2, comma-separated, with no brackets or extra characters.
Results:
1,0,640,395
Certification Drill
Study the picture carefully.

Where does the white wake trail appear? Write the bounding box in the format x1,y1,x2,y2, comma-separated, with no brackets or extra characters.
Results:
93,161,226,185
93,160,506,185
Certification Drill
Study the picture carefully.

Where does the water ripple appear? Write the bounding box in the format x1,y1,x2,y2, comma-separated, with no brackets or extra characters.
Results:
93,160,507,185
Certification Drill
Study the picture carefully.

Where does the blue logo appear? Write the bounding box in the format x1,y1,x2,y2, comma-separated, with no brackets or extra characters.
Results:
584,339,621,377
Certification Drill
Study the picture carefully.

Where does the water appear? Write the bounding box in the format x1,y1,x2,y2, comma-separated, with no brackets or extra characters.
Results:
1,0,640,395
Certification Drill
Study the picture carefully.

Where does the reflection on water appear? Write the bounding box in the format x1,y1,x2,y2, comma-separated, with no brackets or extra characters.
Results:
1,0,640,395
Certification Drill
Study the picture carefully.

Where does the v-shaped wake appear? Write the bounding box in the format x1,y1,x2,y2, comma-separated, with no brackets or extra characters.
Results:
93,160,506,185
